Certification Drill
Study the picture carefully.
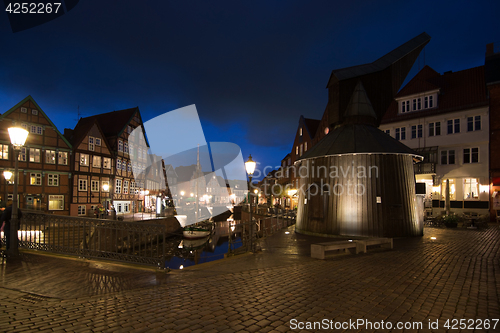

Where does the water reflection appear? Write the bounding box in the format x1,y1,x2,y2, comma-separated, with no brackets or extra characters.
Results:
164,218,244,269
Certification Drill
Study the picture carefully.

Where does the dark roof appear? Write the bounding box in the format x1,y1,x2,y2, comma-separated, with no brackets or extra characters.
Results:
303,118,321,138
297,123,420,160
327,32,431,86
343,81,377,121
381,66,488,124
69,117,108,148
80,107,138,137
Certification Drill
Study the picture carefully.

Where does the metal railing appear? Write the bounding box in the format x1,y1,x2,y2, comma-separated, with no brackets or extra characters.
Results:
13,213,168,268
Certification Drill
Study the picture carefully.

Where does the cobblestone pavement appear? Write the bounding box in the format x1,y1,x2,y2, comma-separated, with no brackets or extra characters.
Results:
1,225,499,332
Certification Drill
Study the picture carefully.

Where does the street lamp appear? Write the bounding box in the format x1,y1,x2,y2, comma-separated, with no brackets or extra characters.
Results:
8,127,29,257
245,154,256,252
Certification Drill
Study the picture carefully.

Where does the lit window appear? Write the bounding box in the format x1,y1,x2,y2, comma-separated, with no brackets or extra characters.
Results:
48,195,64,210
18,148,27,161
103,157,111,169
29,148,40,163
30,173,41,185
102,181,109,192
93,155,101,168
58,152,68,165
0,144,8,160
463,178,479,199
441,179,456,200
80,154,89,166
46,150,56,164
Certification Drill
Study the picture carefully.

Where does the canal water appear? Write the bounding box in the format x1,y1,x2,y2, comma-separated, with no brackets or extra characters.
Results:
163,219,244,270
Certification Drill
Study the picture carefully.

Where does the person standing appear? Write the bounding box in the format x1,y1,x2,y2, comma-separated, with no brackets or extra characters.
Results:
0,205,23,251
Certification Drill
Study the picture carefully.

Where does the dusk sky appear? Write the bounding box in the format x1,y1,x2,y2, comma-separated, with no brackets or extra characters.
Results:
1,1,499,178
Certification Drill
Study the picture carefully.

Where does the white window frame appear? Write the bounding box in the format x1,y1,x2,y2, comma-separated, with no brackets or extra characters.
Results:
47,174,59,186
78,205,86,216
91,180,100,192
89,136,95,151
103,157,111,169
80,154,89,166
29,148,41,163
46,150,56,164
115,179,122,194
93,155,101,168
118,140,123,152
30,173,42,185
79,179,87,191
58,151,68,165
123,180,129,194
95,138,101,146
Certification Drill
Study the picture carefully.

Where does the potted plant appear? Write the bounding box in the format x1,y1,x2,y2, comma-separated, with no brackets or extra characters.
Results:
443,214,459,228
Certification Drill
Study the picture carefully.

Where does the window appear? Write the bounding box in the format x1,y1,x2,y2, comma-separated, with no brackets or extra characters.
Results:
48,195,64,210
115,179,122,194
103,157,111,169
441,150,455,165
463,178,479,200
30,173,41,185
429,95,433,108
401,101,406,113
395,127,406,140
467,116,481,132
102,181,109,192
299,144,303,156
127,125,132,134
21,107,27,113
429,122,441,137
118,140,123,152
124,142,129,154
18,148,27,161
0,144,8,160
412,99,417,110
123,180,129,194
46,150,56,164
441,179,456,201
89,137,95,151
95,138,101,146
29,148,40,162
80,154,89,166
31,109,38,115
93,155,101,168
411,125,423,139
385,129,390,135
417,98,421,110
117,159,122,170
58,151,68,165
79,179,87,191
299,128,302,136
47,174,59,186
127,162,132,172
424,96,428,109
30,125,42,135
91,180,99,192
78,205,86,216
295,146,298,155
447,119,460,134
463,148,479,163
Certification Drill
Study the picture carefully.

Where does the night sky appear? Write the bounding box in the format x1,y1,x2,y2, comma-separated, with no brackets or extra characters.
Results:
1,1,499,179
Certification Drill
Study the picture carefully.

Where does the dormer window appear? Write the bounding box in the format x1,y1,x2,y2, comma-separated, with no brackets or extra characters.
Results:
299,128,302,136
398,92,437,114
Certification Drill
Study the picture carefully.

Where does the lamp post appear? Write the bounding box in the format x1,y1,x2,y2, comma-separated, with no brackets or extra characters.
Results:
3,170,12,207
245,154,256,252
8,127,29,257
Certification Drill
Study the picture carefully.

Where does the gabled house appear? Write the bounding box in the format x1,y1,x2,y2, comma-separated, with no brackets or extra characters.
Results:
0,96,72,214
79,107,150,216
379,65,489,216
64,118,114,216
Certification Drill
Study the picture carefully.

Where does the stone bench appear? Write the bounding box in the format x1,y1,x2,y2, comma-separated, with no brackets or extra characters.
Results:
311,241,357,259
354,238,393,254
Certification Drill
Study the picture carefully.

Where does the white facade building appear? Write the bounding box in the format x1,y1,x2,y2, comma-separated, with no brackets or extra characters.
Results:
380,65,489,216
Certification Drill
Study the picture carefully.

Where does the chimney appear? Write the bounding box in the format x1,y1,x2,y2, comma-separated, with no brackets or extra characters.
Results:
486,43,494,56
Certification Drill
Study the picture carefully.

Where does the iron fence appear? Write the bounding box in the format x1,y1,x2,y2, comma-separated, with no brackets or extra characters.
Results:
15,213,168,268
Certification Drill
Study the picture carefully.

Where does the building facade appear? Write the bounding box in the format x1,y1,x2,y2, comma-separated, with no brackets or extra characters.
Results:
0,96,72,215
379,66,489,216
